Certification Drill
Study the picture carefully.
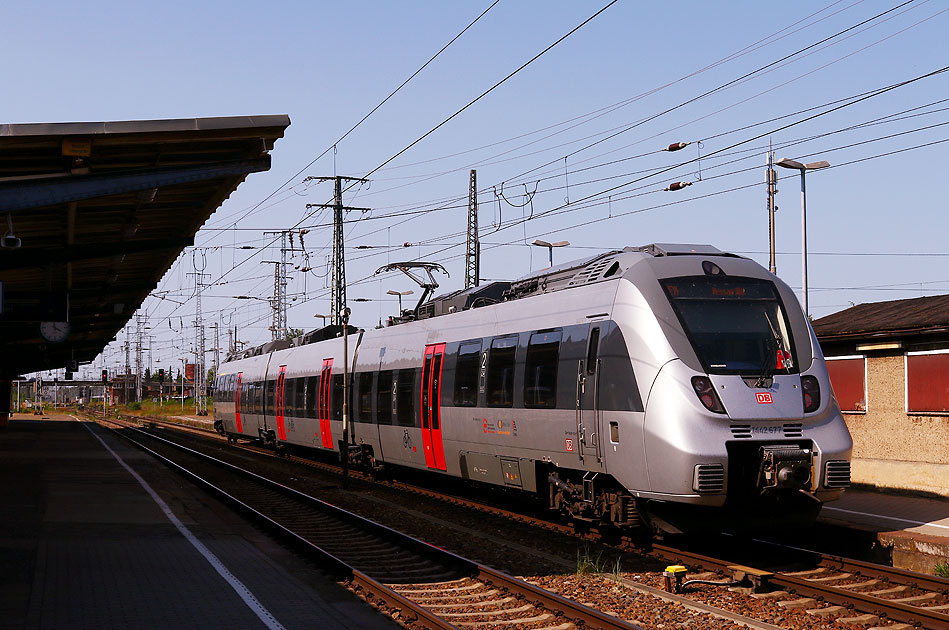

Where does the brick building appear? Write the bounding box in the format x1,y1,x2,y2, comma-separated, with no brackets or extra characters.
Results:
813,295,949,496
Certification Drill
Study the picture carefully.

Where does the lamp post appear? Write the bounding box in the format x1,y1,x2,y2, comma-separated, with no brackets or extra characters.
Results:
386,289,413,317
341,306,351,489
775,157,829,317
313,313,329,327
532,239,569,267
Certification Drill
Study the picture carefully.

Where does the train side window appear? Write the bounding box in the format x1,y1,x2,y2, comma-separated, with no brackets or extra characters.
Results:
396,369,416,427
283,378,295,416
357,372,373,422
331,374,343,421
305,376,317,418
453,340,481,407
265,379,276,416
293,377,304,416
586,327,600,375
524,330,562,408
487,335,518,407
376,370,393,424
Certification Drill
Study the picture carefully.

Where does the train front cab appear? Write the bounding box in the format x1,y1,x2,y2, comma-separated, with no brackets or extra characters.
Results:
611,255,853,533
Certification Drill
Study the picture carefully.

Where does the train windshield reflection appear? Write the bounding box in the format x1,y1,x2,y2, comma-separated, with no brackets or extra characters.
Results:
662,277,797,375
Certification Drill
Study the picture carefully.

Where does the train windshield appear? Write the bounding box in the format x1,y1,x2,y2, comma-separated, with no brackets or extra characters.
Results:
662,276,798,375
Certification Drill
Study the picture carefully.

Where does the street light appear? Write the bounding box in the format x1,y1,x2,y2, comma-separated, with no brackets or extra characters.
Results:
532,239,569,267
775,157,830,317
341,306,352,489
313,313,329,326
386,289,414,316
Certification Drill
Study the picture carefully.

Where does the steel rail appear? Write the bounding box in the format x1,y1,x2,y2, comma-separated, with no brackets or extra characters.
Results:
775,572,949,630
130,413,949,628
97,419,457,629
100,419,644,630
652,543,949,630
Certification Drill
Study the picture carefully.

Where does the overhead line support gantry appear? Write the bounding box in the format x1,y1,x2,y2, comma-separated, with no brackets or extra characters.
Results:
305,176,370,326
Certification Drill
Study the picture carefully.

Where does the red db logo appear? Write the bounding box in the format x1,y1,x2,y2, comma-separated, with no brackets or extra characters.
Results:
565,438,574,452
755,392,773,404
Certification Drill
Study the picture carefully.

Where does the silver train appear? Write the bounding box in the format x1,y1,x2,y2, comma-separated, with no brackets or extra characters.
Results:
214,243,853,534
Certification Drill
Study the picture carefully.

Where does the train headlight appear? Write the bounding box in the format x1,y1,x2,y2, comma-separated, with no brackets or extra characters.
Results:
691,376,726,414
801,375,821,413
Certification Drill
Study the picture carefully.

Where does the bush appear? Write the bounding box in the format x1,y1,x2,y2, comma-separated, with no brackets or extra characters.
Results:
128,401,142,411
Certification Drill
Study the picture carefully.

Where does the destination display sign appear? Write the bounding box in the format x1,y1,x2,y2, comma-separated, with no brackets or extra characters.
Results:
663,277,776,300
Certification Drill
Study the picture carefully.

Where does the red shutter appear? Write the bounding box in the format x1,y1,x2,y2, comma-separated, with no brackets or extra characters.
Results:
825,357,866,412
907,353,949,413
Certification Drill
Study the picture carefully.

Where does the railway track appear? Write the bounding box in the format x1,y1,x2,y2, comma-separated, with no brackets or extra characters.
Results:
97,418,643,630
652,537,949,629
109,414,949,628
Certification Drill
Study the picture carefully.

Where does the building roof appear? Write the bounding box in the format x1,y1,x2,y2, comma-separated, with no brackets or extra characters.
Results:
0,115,290,378
812,294,949,341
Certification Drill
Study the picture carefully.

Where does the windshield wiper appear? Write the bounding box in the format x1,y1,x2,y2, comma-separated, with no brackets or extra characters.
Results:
754,335,777,388
764,311,792,372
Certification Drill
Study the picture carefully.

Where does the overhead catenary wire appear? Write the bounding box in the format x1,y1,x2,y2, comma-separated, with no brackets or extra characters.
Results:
131,3,940,366
143,93,949,342
188,3,942,241
142,0,623,333
200,1,501,233
227,134,949,333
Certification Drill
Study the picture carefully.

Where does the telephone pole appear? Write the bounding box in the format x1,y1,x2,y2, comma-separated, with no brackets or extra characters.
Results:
766,147,778,275
305,176,370,326
465,169,480,289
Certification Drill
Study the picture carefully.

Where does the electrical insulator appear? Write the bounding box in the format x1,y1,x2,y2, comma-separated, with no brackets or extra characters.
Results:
664,181,693,192
664,142,690,152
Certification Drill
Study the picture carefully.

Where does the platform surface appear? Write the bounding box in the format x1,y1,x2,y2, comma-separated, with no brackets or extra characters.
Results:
0,414,399,630
821,486,949,539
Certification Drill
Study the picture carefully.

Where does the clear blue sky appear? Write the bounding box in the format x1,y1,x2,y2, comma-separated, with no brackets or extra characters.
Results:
4,1,948,376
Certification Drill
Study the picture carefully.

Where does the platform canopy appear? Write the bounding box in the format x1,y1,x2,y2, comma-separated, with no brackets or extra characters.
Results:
0,114,291,378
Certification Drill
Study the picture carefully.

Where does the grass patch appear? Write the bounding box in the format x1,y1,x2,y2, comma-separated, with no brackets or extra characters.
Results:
936,561,949,578
576,545,605,576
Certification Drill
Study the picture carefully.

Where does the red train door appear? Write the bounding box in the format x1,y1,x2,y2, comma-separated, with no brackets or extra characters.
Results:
275,366,287,441
318,359,333,449
420,343,447,471
235,372,243,433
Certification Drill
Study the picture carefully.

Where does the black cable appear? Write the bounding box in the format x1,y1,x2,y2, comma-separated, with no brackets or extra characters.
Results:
202,1,501,233
358,1,619,181
140,3,939,353
490,0,920,187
